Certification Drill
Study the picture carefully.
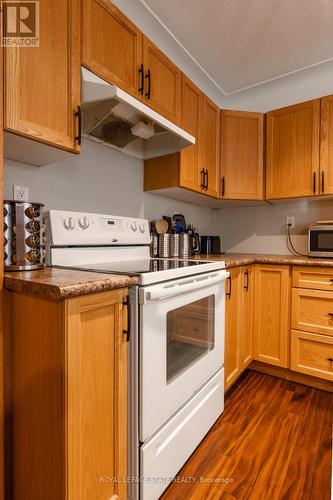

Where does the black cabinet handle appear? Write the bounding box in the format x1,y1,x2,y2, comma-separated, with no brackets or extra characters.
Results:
221,176,225,197
75,105,82,146
204,169,208,190
122,295,131,342
327,357,333,362
145,69,151,99
313,172,317,194
328,312,333,318
138,64,144,95
322,171,325,193
200,168,205,189
244,270,249,291
226,276,232,299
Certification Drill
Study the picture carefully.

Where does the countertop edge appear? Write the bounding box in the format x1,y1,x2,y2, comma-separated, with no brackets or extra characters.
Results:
4,272,139,300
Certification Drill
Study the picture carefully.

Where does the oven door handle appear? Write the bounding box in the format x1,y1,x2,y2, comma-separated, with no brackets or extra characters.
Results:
140,270,230,303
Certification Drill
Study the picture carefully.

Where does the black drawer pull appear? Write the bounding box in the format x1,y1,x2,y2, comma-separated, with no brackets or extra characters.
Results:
226,276,232,299
138,64,144,95
75,105,82,146
145,69,151,99
122,295,131,342
200,168,205,189
244,270,249,291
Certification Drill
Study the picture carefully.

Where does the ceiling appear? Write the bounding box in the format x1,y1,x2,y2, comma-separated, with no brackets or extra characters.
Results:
140,0,333,95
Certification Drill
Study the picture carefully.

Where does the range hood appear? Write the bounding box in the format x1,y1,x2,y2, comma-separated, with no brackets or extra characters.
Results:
81,68,195,159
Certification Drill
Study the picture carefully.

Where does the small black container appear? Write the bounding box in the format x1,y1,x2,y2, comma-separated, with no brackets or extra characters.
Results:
200,236,221,255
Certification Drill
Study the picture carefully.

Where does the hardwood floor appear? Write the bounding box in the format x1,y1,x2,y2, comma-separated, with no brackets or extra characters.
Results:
161,371,333,500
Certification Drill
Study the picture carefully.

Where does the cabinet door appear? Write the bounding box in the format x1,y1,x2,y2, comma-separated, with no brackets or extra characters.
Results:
266,100,320,199
239,267,254,369
200,96,220,198
225,268,241,390
291,330,333,381
320,95,333,195
179,75,203,193
5,0,81,152
253,265,290,368
292,266,333,292
66,289,128,500
142,37,181,124
82,0,142,98
221,110,264,200
292,288,333,336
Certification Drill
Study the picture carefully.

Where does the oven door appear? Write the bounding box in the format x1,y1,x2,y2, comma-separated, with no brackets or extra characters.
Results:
139,270,228,442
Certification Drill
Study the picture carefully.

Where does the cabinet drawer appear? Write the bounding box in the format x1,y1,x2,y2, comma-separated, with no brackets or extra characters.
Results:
292,266,333,291
292,288,333,335
290,330,333,381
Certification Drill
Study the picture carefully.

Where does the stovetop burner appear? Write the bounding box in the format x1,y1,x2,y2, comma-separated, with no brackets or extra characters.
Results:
73,258,209,275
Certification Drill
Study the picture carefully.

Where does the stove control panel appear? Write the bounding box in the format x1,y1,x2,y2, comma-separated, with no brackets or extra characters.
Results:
47,210,150,246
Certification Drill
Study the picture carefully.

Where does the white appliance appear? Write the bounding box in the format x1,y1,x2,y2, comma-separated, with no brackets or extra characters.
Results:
81,68,195,159
47,210,228,500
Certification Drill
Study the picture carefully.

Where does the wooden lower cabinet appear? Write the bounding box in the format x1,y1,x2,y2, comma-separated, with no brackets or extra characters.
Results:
225,268,241,389
253,265,290,368
292,287,333,336
225,266,254,390
291,330,333,382
292,265,333,291
240,267,254,369
5,288,128,500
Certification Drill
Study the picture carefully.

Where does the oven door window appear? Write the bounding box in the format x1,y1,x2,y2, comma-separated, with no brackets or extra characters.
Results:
166,295,215,384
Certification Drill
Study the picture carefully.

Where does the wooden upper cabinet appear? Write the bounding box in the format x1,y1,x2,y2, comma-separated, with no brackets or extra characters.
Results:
142,37,181,125
320,95,333,195
200,96,220,198
266,100,320,199
253,265,290,368
179,75,203,193
5,0,81,152
82,0,142,98
220,110,264,200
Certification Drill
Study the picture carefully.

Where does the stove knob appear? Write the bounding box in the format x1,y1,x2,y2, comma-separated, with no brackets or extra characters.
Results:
63,216,75,230
139,223,146,233
131,222,138,232
78,216,89,230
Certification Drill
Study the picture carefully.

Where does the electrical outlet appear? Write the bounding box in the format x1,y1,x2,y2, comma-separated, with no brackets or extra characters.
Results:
13,185,29,202
286,216,295,229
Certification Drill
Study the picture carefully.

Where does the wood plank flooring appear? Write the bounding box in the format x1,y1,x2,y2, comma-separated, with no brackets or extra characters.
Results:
161,371,333,500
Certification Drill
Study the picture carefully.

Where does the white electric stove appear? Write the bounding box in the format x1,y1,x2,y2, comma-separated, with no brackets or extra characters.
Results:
47,210,228,500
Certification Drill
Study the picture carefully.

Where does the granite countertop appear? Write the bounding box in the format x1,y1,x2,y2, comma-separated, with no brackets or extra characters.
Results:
4,254,333,300
196,253,333,268
4,267,139,300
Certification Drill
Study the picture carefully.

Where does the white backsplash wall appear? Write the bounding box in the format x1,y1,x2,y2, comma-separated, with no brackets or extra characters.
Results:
4,139,218,236
217,198,333,255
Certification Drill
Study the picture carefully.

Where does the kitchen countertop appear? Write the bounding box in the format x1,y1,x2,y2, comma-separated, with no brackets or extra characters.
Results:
4,267,139,300
196,253,333,269
4,253,333,299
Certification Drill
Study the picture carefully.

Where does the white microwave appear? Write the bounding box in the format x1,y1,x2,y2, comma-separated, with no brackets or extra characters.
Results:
308,222,333,257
